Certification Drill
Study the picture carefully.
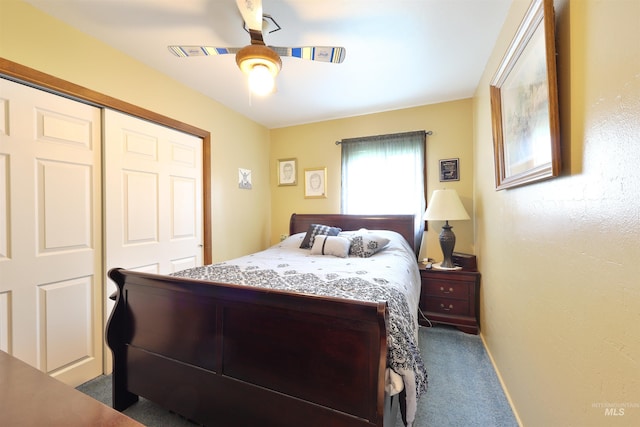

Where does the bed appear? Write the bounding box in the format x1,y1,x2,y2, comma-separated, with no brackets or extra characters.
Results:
106,213,427,427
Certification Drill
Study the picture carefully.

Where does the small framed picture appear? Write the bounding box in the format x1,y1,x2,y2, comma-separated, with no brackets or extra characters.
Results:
277,158,297,186
304,167,327,198
439,158,460,182
238,168,252,189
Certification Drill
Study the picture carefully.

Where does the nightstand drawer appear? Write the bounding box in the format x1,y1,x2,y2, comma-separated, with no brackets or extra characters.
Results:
422,279,469,300
417,264,481,334
424,298,470,316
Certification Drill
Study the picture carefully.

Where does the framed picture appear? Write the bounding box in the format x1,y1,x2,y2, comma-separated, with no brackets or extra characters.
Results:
489,0,560,190
238,168,252,189
304,167,327,198
277,158,297,186
439,158,460,182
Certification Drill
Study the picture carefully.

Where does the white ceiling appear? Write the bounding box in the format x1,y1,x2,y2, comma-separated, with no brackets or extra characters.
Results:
24,0,512,129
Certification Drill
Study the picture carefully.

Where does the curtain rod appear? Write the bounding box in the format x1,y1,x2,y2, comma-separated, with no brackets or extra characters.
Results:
335,130,432,145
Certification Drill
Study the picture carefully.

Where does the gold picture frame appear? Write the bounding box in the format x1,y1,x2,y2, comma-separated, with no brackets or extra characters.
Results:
490,0,561,190
304,167,327,199
277,158,297,186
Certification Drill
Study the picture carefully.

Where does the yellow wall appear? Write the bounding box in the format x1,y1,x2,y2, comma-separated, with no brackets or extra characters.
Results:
0,0,271,261
269,99,476,260
474,0,640,425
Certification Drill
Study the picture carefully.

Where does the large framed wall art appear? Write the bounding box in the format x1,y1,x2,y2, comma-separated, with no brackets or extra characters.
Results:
489,0,561,190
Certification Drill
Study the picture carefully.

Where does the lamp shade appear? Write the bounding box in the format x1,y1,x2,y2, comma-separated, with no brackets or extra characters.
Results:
423,189,470,221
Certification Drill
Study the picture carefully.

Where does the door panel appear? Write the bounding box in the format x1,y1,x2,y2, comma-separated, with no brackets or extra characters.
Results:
0,78,102,386
104,108,203,274
103,109,203,370
39,277,93,372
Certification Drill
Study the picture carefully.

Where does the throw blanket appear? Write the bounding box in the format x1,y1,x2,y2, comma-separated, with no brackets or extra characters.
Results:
172,230,428,425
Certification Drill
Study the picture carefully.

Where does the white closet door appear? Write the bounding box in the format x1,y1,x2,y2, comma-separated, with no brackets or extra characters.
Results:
103,109,203,352
0,78,103,387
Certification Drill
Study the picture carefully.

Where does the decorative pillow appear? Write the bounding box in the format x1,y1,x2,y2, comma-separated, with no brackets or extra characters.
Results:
349,233,390,258
311,235,351,258
299,224,342,249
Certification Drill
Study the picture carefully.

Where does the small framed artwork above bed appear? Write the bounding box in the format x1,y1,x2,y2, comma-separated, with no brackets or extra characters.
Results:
277,158,297,186
304,167,327,198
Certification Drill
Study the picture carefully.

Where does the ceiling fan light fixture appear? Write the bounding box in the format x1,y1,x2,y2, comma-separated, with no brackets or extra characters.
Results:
236,45,282,95
248,64,276,96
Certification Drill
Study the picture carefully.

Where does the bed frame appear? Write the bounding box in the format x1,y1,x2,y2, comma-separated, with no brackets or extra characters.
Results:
106,214,419,427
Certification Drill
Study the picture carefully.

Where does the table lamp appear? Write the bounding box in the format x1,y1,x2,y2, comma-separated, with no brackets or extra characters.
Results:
423,189,470,270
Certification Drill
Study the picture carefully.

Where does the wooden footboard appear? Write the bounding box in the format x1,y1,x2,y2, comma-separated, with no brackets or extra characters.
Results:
106,268,389,427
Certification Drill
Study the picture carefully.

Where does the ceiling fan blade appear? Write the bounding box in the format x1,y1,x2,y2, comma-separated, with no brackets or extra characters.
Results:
270,46,346,64
235,0,265,45
235,0,263,31
168,45,242,57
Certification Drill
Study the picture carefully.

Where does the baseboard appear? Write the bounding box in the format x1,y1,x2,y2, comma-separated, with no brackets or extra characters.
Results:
479,331,524,427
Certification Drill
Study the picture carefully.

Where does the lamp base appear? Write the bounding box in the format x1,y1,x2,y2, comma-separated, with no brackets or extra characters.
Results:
432,262,462,271
438,222,458,269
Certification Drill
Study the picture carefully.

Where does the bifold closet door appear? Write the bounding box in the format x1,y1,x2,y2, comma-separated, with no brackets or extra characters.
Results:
103,109,204,358
0,78,103,387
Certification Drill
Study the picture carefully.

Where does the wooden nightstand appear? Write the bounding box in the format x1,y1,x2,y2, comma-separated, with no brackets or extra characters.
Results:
418,262,481,334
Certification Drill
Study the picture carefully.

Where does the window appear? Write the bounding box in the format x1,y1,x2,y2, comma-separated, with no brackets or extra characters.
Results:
340,130,426,241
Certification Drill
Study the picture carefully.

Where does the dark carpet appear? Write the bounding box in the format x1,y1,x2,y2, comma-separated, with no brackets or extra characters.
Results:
78,325,517,426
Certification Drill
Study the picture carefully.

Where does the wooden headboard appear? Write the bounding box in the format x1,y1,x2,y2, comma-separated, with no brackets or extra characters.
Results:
289,213,420,258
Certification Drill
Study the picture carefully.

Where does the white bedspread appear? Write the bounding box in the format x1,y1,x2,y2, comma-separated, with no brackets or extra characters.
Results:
172,230,427,425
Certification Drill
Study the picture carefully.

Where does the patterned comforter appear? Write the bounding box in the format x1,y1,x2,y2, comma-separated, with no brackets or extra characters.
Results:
172,230,428,425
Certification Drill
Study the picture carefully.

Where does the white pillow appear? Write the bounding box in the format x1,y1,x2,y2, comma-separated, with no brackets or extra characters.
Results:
348,233,390,258
311,235,351,258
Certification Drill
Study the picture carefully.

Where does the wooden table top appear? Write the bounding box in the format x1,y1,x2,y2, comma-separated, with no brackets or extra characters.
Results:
0,350,143,427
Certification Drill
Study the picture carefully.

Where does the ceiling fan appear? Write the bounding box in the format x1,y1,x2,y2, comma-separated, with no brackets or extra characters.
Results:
168,0,346,96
